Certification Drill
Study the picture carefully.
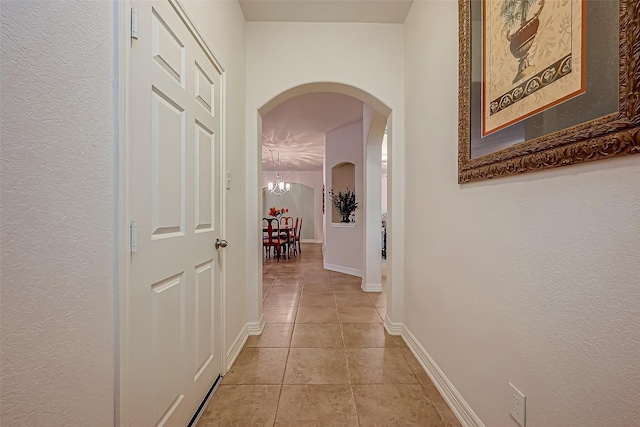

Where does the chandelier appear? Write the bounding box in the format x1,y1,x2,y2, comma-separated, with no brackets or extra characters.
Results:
267,149,291,196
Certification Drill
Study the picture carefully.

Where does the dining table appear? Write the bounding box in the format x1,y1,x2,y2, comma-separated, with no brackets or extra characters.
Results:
263,218,295,259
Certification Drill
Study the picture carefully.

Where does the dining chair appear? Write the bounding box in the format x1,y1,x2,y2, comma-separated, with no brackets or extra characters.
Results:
263,217,287,261
294,217,302,254
288,217,300,257
280,216,294,257
262,218,272,258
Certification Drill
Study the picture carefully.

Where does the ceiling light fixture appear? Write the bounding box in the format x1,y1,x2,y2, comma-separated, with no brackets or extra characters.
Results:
267,149,291,196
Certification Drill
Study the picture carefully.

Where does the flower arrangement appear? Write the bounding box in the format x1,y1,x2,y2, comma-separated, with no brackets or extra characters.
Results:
268,206,289,218
330,188,358,223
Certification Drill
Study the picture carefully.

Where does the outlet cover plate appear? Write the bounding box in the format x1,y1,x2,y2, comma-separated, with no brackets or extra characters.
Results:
509,382,526,426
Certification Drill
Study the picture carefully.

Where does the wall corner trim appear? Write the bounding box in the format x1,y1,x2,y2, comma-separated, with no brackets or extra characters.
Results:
324,262,363,278
361,281,383,292
225,316,265,374
383,316,404,336
401,325,486,427
247,315,266,336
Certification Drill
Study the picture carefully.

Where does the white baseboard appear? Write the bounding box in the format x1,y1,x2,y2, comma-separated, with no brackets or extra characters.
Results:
225,325,248,373
301,238,322,243
324,262,362,278
224,316,265,374
247,314,265,336
361,280,382,292
401,325,485,427
383,315,403,336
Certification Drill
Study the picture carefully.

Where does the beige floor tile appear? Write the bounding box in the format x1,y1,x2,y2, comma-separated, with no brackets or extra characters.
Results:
196,385,280,426
298,293,336,307
399,348,461,425
329,271,353,279
337,307,382,323
421,382,463,427
290,324,343,348
341,323,405,348
263,306,297,324
263,293,300,307
295,306,339,324
283,348,350,384
223,348,288,385
331,276,362,286
346,348,419,384
303,276,331,286
353,384,444,426
300,284,334,295
267,286,302,296
333,284,364,295
262,271,279,280
274,385,358,427
401,348,434,386
200,243,461,427
262,285,273,298
367,291,387,307
273,277,304,286
335,293,374,307
245,323,294,348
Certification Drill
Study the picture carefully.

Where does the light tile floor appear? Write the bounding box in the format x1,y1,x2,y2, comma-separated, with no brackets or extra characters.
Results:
197,243,461,427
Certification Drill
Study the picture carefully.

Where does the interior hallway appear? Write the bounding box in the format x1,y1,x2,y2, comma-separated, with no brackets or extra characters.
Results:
197,243,461,426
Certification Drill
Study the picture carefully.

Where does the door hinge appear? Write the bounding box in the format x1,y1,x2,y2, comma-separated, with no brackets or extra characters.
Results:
130,219,138,252
131,8,139,40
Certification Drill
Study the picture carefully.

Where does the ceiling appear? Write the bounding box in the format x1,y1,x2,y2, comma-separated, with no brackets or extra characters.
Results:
239,0,414,24
248,0,407,172
262,93,364,171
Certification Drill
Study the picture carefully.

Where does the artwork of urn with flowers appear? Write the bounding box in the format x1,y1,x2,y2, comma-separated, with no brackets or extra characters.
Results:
269,206,288,219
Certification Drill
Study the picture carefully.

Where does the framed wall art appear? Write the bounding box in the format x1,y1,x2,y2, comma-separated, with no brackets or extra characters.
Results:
458,0,640,184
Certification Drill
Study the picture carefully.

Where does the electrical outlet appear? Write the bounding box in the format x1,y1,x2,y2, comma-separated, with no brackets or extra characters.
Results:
509,382,526,427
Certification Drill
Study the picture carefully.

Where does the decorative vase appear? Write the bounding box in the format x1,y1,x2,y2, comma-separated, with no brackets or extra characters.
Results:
507,0,545,83
340,213,351,223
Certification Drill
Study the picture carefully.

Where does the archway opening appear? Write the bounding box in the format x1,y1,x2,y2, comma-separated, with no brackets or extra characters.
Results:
257,82,392,291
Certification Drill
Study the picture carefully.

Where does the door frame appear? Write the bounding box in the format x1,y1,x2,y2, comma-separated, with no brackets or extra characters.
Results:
250,84,403,339
116,1,228,424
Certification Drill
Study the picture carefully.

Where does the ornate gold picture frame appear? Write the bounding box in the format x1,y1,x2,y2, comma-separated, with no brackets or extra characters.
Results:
458,0,640,184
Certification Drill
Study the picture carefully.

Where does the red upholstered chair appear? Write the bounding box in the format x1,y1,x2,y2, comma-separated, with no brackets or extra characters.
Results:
263,218,287,261
287,217,299,257
294,217,302,255
279,216,294,256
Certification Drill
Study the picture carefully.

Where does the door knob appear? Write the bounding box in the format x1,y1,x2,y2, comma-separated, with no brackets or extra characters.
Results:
215,239,228,249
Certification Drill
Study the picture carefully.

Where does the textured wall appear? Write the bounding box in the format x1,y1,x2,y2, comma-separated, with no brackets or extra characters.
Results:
404,1,640,426
0,1,116,425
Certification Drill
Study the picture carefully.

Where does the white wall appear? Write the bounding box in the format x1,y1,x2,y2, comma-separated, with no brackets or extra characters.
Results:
381,173,388,215
179,0,248,360
246,21,406,324
325,121,364,276
404,2,640,427
0,1,116,425
262,170,323,241
362,104,384,290
0,1,247,425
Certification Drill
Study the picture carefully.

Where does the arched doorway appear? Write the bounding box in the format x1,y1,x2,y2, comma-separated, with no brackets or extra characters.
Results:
247,82,401,335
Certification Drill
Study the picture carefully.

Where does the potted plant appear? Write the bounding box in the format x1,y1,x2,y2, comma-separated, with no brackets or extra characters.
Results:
330,188,358,223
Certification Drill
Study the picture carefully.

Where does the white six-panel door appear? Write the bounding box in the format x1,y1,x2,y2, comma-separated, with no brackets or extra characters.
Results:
127,1,223,425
